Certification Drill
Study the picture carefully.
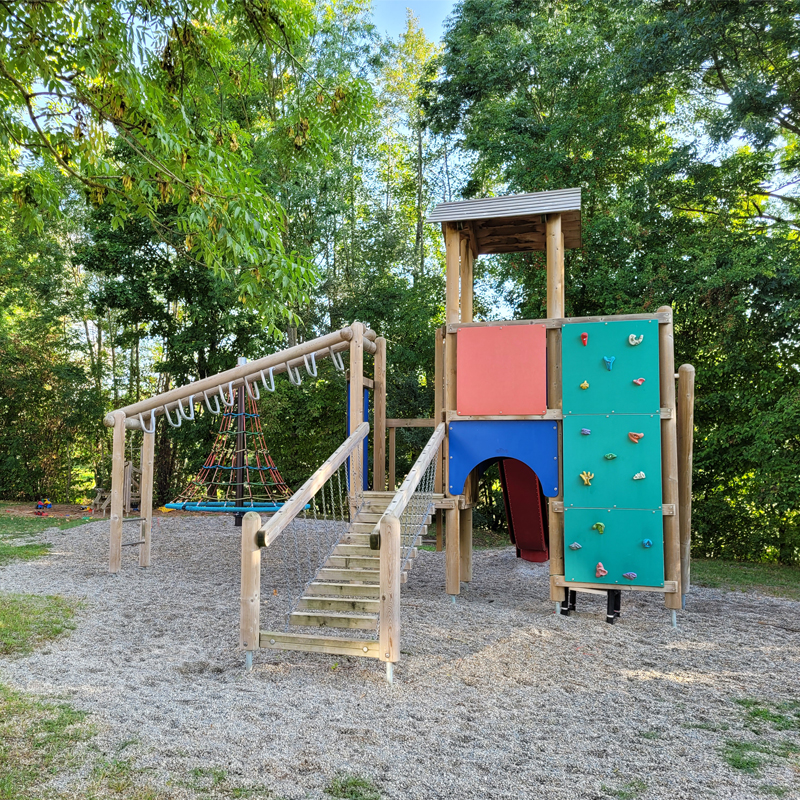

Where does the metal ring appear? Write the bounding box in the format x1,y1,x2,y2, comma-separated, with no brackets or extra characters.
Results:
178,395,195,421
138,411,157,434
329,347,345,372
303,352,317,377
203,392,221,415
286,362,302,386
163,403,182,427
219,381,236,407
245,375,260,401
260,367,275,392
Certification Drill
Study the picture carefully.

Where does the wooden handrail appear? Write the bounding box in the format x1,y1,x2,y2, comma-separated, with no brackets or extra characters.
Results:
382,423,446,522
104,327,377,429
385,418,435,428
257,422,370,548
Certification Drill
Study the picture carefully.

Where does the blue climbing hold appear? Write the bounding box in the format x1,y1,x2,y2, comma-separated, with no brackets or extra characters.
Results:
569,542,582,550
580,428,591,436
603,356,616,371
642,539,653,548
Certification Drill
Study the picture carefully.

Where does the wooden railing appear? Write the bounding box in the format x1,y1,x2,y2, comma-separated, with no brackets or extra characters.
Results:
239,422,369,656
385,418,436,491
374,423,446,677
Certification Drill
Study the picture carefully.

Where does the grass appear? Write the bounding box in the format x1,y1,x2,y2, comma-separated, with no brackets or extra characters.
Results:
0,592,80,656
736,698,800,732
691,559,800,601
0,511,93,567
324,774,382,800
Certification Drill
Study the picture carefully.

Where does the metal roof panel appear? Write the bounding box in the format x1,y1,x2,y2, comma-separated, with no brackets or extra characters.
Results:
426,187,581,224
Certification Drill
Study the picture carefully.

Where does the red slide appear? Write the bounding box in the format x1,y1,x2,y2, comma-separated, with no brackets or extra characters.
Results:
498,460,549,562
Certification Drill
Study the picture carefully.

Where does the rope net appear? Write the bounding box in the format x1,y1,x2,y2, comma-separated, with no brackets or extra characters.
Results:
260,444,368,636
398,453,438,571
169,391,291,511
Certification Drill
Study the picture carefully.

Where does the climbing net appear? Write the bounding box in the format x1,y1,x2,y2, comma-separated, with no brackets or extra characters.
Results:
397,455,437,571
260,444,365,633
169,392,291,511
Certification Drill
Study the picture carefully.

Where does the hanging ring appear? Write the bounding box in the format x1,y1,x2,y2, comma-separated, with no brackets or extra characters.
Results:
303,352,317,377
286,362,303,386
138,410,157,434
164,403,182,428
245,375,260,401
260,367,275,392
178,394,195,421
203,391,221,415
219,381,236,407
329,347,345,372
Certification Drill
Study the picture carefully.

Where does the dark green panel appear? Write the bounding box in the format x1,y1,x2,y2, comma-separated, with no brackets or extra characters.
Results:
562,319,661,415
564,508,665,587
562,415,662,509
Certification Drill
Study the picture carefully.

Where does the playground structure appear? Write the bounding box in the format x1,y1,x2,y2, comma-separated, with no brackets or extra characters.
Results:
103,186,695,681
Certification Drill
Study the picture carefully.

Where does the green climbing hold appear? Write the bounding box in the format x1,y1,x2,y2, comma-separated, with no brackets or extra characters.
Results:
591,522,605,534
604,453,617,460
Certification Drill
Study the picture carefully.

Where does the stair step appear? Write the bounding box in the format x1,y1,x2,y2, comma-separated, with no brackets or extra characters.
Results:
306,582,380,597
290,612,377,630
333,545,377,557
340,533,372,545
350,522,381,533
315,568,380,583
325,555,381,570
297,596,380,613
260,631,381,658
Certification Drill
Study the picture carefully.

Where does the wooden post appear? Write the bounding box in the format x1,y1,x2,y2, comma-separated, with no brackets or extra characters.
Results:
379,514,401,664
374,337,387,491
546,213,565,601
240,511,263,652
109,410,126,573
349,322,365,499
677,363,696,603
444,224,461,594
458,236,474,580
434,326,444,551
123,461,132,514
658,306,682,610
445,506,460,595
138,428,155,568
388,427,396,491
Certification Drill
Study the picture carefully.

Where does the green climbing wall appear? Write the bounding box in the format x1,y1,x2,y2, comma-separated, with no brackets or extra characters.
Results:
561,319,665,588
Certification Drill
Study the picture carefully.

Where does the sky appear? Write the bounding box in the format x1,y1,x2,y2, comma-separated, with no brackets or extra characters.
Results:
371,0,458,41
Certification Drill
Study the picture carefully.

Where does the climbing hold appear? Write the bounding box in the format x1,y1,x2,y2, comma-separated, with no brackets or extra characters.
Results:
633,471,646,480
628,334,643,346
580,380,590,390
603,356,616,371
591,522,605,534
581,428,592,435
642,539,653,548
595,562,608,578
569,542,582,550
622,572,638,580
579,470,594,486
581,332,588,347
628,432,644,444
633,377,645,386
604,453,617,460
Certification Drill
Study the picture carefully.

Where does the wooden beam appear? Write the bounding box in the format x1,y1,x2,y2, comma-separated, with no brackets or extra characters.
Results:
553,576,679,594
373,337,387,492
465,221,479,258
109,410,126,573
259,632,381,658
659,305,682,610
379,514,401,663
385,418,436,428
240,511,262,651
445,311,671,334
546,213,565,602
460,236,473,324
446,506,460,595
349,322,365,500
138,429,155,568
446,410,562,421
388,427,396,491
677,363,696,600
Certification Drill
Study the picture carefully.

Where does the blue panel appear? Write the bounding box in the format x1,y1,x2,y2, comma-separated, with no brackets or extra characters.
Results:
448,421,559,496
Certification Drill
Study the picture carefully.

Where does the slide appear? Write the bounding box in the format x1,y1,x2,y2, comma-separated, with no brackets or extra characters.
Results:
498,460,549,563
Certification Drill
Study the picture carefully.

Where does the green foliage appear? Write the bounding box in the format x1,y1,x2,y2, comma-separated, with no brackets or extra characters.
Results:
691,559,800,601
324,774,382,800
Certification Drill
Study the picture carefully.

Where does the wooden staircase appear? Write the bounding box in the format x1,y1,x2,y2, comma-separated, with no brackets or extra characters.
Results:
288,492,431,632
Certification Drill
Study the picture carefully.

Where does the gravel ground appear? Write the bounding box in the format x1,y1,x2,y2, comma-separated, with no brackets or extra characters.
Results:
1,516,799,799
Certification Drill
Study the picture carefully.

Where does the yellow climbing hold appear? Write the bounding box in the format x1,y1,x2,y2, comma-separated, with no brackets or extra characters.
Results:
580,380,589,390
579,470,594,486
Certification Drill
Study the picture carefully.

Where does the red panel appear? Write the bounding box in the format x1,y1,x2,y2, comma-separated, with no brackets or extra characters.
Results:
499,460,549,562
457,325,547,415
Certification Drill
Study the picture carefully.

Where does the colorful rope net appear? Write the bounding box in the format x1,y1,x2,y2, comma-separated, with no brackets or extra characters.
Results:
167,393,291,512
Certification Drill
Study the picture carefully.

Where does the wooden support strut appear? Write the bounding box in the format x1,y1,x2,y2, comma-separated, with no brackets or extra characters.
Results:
459,235,474,581
379,514,401,663
677,364,696,602
109,410,126,573
138,428,155,568
349,322,365,504
546,214,565,601
240,511,263,652
374,337,387,492
658,306,682,610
